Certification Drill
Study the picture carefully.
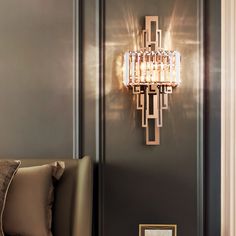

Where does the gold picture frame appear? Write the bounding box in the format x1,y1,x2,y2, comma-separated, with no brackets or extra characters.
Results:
139,224,177,236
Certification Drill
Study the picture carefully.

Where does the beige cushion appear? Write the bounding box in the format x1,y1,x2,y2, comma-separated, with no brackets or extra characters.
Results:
0,160,20,236
3,161,65,236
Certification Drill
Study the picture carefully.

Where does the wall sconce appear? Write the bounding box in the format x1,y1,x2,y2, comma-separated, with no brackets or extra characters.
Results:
123,16,181,145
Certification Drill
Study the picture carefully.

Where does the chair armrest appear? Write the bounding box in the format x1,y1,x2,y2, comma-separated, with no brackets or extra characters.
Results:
72,156,93,236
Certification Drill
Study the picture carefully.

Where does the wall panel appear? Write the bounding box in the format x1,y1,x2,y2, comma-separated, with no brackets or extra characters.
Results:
0,0,75,158
101,0,203,236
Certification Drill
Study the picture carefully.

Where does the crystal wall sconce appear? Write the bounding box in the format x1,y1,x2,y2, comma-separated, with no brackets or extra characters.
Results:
123,16,181,145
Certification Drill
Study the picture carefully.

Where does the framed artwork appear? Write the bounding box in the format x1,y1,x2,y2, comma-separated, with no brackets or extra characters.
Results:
139,224,177,236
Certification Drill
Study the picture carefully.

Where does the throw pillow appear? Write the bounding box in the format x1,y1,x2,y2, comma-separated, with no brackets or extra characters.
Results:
0,160,20,236
3,161,65,236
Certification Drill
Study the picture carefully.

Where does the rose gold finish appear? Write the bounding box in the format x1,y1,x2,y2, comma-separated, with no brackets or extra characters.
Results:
124,16,180,145
143,16,161,50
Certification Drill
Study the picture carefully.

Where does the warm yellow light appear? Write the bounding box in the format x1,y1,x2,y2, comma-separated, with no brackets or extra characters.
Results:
123,50,180,86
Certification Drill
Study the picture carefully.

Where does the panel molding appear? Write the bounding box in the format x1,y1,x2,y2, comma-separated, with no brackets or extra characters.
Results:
73,0,82,159
98,0,105,234
96,0,205,235
73,0,78,158
198,0,205,234
221,0,236,235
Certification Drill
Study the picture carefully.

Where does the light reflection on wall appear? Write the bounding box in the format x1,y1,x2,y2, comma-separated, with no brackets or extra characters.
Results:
105,0,201,125
122,7,142,51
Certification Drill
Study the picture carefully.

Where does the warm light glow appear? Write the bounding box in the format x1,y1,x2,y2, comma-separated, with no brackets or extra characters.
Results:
123,50,181,86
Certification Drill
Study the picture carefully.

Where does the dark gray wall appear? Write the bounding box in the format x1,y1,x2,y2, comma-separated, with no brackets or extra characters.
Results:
204,0,221,234
101,0,201,236
0,0,74,158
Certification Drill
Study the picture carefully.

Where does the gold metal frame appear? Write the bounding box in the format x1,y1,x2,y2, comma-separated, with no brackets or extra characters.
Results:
139,224,177,236
133,84,172,145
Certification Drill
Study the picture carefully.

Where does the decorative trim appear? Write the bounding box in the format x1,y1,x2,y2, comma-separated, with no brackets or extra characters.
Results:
73,0,83,159
73,0,79,158
221,0,236,235
197,0,204,235
98,0,105,235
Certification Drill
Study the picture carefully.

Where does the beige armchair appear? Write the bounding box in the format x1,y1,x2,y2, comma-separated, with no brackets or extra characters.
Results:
20,156,93,236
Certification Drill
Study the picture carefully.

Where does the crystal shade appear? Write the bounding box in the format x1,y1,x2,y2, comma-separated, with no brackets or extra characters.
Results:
123,50,181,86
